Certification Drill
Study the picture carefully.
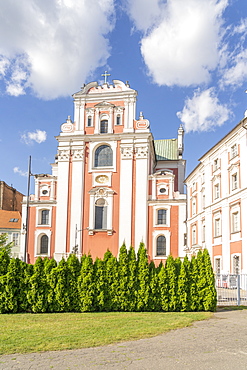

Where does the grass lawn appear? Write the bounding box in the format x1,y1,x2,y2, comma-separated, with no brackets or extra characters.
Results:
0,311,212,355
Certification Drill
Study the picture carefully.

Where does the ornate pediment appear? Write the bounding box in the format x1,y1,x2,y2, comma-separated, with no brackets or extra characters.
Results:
94,101,115,108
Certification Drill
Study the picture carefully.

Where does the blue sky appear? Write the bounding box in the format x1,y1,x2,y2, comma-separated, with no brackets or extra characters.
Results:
0,0,246,195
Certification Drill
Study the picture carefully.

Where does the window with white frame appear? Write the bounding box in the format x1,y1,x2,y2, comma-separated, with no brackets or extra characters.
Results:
202,223,205,242
156,235,166,256
202,191,205,209
202,172,205,184
192,198,196,215
157,209,167,225
94,145,113,167
192,226,196,245
233,255,240,274
232,211,239,233
100,119,108,133
40,209,49,225
231,144,237,159
87,116,92,127
214,158,219,171
12,232,19,246
116,115,121,125
39,234,48,255
215,258,221,274
232,173,238,190
214,218,221,237
94,198,107,229
192,182,196,192
214,183,220,199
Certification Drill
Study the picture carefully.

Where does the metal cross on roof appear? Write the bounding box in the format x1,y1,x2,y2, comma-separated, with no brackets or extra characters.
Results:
102,71,111,84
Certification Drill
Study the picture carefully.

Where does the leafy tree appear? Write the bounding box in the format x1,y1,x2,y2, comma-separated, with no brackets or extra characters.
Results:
78,254,95,312
136,243,149,311
197,250,207,311
0,233,12,256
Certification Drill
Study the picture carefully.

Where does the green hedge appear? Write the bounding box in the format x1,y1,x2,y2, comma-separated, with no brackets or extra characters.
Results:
0,244,217,313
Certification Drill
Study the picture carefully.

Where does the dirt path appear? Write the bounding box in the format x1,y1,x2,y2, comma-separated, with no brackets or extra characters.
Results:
1,309,247,370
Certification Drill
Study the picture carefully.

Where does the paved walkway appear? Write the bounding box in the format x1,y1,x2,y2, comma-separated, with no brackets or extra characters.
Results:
1,309,247,370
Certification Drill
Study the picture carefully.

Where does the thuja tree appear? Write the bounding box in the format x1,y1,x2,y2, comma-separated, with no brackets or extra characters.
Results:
117,244,129,311
158,263,169,311
104,250,119,311
0,233,12,256
189,255,199,311
148,261,160,311
27,257,49,313
166,256,179,311
0,249,10,276
196,250,208,311
78,254,95,312
177,256,190,312
44,258,57,312
67,254,81,312
202,249,217,311
136,243,149,311
94,257,107,311
53,259,71,312
127,246,137,311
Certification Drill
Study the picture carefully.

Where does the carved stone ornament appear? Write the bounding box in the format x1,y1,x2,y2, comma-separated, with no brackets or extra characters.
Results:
95,175,109,184
120,145,134,159
135,145,149,158
61,116,75,133
95,188,108,197
72,148,84,160
58,149,70,161
136,119,150,130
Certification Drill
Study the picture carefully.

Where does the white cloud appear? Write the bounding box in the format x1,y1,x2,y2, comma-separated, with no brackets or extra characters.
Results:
0,0,115,99
177,88,231,132
127,0,228,87
13,167,28,177
125,0,162,32
220,50,247,88
21,130,47,145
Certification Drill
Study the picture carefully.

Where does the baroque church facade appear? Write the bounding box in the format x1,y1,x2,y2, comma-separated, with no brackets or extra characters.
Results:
20,79,187,264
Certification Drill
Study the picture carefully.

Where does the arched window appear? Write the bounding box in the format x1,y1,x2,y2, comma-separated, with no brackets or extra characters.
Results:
94,145,113,167
40,235,48,254
157,209,167,225
156,235,166,256
100,120,108,133
41,210,49,225
95,198,107,229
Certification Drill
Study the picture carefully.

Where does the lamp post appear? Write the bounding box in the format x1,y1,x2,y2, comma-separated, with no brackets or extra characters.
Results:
23,156,32,263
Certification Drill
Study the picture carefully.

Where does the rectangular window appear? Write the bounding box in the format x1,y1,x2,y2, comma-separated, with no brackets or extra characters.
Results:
233,255,240,274
214,184,220,199
231,144,237,158
214,218,221,237
202,173,205,184
192,228,196,245
202,224,205,242
41,210,49,225
232,173,238,190
192,199,196,215
157,209,167,225
215,258,221,274
12,232,19,246
87,116,92,127
202,193,205,209
232,212,239,233
116,115,121,125
214,159,219,171
100,120,108,133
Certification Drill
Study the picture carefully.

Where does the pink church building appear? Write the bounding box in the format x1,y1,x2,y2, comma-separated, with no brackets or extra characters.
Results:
20,79,187,264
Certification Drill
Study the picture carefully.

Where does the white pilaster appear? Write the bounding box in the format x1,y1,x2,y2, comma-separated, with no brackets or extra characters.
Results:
119,143,134,247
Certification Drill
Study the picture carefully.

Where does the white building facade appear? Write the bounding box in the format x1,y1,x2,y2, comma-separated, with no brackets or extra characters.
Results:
185,116,247,274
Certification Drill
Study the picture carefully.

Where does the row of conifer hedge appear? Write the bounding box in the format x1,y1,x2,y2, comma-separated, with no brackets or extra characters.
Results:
0,243,217,313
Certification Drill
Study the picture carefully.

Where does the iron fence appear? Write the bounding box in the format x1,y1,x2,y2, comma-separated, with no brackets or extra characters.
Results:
215,274,247,306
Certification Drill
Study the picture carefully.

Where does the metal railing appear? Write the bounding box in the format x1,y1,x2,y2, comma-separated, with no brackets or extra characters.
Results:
215,274,247,306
